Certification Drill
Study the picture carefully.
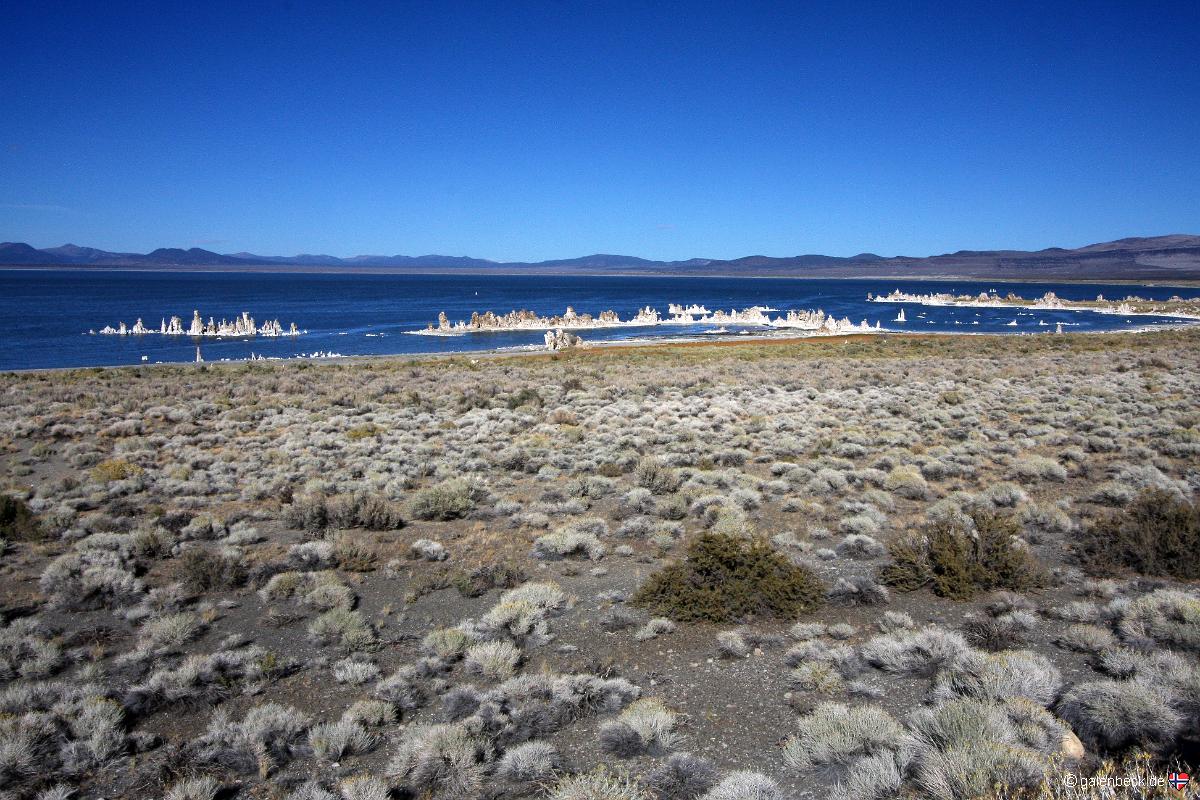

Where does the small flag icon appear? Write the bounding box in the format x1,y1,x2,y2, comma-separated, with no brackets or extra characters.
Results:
1168,772,1190,791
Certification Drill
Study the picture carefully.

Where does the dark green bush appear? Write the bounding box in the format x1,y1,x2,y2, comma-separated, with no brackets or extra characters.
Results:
879,511,1045,600
506,388,542,409
632,532,825,622
1077,489,1199,580
0,495,42,542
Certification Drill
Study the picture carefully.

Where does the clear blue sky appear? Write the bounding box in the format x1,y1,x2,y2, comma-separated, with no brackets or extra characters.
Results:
2,0,1197,261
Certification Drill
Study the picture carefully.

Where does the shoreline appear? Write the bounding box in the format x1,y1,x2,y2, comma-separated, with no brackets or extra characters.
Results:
3,264,1200,287
6,320,1198,377
869,293,1200,321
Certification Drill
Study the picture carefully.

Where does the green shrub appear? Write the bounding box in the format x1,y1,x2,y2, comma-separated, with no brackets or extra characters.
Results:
408,479,475,521
506,388,542,409
346,423,382,441
877,534,930,591
879,511,1045,600
0,495,42,542
1076,489,1199,580
632,532,825,622
334,534,378,572
91,459,142,483
451,561,527,598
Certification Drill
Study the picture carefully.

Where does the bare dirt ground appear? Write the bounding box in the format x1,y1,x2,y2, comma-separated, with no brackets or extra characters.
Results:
1,329,1198,800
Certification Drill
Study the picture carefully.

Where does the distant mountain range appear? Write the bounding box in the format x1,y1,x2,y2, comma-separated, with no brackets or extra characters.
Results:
2,234,1199,280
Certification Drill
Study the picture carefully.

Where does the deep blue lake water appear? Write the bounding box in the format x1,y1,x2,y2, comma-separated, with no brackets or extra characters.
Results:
1,270,1197,370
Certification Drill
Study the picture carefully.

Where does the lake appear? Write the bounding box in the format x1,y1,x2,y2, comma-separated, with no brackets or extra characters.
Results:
1,269,1196,370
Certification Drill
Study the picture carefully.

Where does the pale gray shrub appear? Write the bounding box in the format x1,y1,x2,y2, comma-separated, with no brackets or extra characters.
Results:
835,534,885,559
137,612,205,653
533,521,607,560
464,640,521,680
907,698,1057,800
1057,624,1118,653
982,482,1027,508
0,619,63,681
932,649,1061,705
287,540,337,569
878,611,915,632
789,622,827,641
1115,589,1200,651
716,631,749,659
699,771,783,800
860,627,971,676
332,658,381,685
1009,455,1067,483
165,776,221,800
340,775,391,800
387,723,491,800
827,623,855,640
410,538,448,561
196,702,310,774
634,618,676,642
1057,678,1181,751
496,740,561,783
547,767,648,800
827,576,890,606
309,719,376,761
644,751,719,800
782,702,907,773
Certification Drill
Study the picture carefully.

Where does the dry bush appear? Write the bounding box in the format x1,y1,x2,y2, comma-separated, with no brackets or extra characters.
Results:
879,511,1045,600
1077,489,1199,580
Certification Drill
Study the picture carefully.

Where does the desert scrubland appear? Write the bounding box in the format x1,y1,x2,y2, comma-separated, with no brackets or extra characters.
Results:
1,330,1199,800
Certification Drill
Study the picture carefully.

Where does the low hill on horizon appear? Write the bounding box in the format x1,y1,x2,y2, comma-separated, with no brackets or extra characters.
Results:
2,234,1200,281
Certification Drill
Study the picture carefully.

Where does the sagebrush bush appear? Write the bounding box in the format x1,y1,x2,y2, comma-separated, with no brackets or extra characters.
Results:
387,723,490,800
307,608,374,650
1077,488,1200,580
908,698,1059,800
644,751,718,799
547,766,648,800
632,532,825,622
409,479,475,521
496,740,561,784
1057,678,1180,752
782,702,906,773
284,492,328,533
636,457,683,495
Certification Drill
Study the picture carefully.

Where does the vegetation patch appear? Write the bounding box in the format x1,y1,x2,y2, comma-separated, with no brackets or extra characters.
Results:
879,511,1045,600
408,479,476,521
0,494,42,541
632,532,825,622
1076,488,1200,580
